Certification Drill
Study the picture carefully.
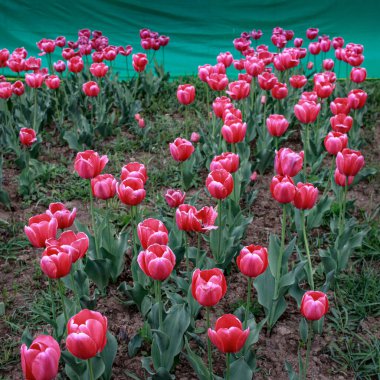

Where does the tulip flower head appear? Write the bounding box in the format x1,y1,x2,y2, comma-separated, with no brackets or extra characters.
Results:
300,291,329,321
19,128,37,147
137,218,169,249
164,189,186,208
274,148,304,177
210,152,240,173
91,174,117,200
82,81,100,97
169,138,195,162
46,202,77,229
116,177,146,206
24,214,58,248
237,245,268,278
270,175,296,204
336,149,365,177
177,84,195,105
74,150,108,179
324,132,348,155
40,246,73,279
293,182,318,210
121,162,148,184
206,169,234,199
266,114,289,137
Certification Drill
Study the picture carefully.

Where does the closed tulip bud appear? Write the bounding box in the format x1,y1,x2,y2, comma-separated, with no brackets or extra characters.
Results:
217,52,233,68
25,73,45,88
221,121,247,143
74,150,108,179
208,314,249,354
121,162,148,184
46,230,89,263
138,118,145,128
294,100,321,124
53,60,66,73
323,58,334,71
62,48,76,60
261,95,267,104
46,203,76,229
210,152,239,173
348,89,367,109
271,82,288,99
44,75,60,90
19,128,37,146
334,168,354,187
37,38,56,54
314,80,334,99
294,38,303,47
177,84,195,105
330,98,350,115
206,169,234,199
191,268,227,307
274,148,304,177
12,80,25,96
307,61,314,70
198,64,213,82
91,174,117,200
138,244,175,281
66,309,107,360
289,75,307,89
258,72,278,91
24,214,58,248
270,175,296,203
90,62,109,78
40,246,72,279
21,335,60,380
212,96,232,118
306,28,319,40
116,177,146,206
132,53,148,72
226,80,250,100
330,114,353,134
68,56,84,73
324,132,348,155
207,73,229,91
82,81,99,97
159,35,170,47
300,291,329,321
266,114,289,137
169,137,194,162
165,189,186,208
137,218,168,249
350,67,366,83
103,46,117,61
336,148,365,177
190,132,200,142
237,245,268,278
293,182,318,209
250,171,258,181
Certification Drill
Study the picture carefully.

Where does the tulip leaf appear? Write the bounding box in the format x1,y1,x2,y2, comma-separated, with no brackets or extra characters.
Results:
84,258,111,291
128,333,143,358
230,357,253,380
118,281,149,311
306,195,332,230
99,331,118,380
184,338,210,380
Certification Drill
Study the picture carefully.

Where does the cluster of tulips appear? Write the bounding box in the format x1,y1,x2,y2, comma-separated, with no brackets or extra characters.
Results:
15,22,371,380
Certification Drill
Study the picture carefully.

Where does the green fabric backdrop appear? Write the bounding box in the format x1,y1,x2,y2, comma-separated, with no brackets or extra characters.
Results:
1,0,378,78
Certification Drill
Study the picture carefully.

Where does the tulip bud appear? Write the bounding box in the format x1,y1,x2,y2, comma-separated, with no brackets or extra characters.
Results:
74,150,108,179
164,189,186,208
324,132,348,155
169,137,195,162
177,84,195,105
266,114,289,137
334,168,354,187
293,182,318,210
210,152,239,173
270,175,296,204
300,291,329,321
237,245,268,278
206,169,234,199
336,148,365,177
19,128,37,146
274,148,304,177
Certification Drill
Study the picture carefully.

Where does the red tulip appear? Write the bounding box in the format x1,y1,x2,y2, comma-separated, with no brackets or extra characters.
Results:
25,57,41,71
233,37,251,52
266,114,289,137
176,204,199,231
25,73,45,88
273,51,299,71
206,169,234,199
223,107,242,123
323,58,334,71
293,182,318,210
159,35,170,47
103,46,117,61
21,335,60,380
324,132,348,155
164,189,186,208
198,64,213,82
46,202,76,229
244,57,265,77
334,168,354,187
251,29,263,40
294,38,303,47
74,150,108,179
6,57,25,73
314,80,334,99
258,72,278,91
91,174,117,200
0,81,12,99
226,80,250,100
121,162,148,184
0,48,9,67
190,132,200,142
208,314,249,353
350,67,366,83
207,73,228,91
330,114,353,134
137,117,145,128
300,291,329,321
221,121,247,143
330,98,350,115
45,75,60,90
19,128,37,146
37,38,56,54
289,75,307,89
90,62,109,78
55,36,66,47
212,96,232,118
300,91,318,102
169,138,194,162
217,52,233,68
238,73,252,83
210,152,239,173
271,82,288,100
12,80,25,96
24,214,58,248
233,59,245,71
132,53,148,72
53,60,66,73
137,218,169,249
82,81,99,97
177,84,195,105
270,175,296,204
40,246,72,279
116,177,146,206
66,309,107,360
62,48,76,60
332,37,344,49
294,100,321,124
68,56,84,73
46,230,89,263
274,148,304,177
348,89,367,110
336,149,365,177
92,51,104,63
138,244,176,281
191,268,227,306
237,245,268,278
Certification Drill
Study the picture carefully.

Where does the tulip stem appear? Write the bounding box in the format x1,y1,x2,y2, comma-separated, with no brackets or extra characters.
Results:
48,278,57,339
70,271,81,310
57,279,69,325
244,276,253,329
88,359,95,380
184,232,190,279
155,280,163,330
33,88,38,133
301,211,314,290
322,157,335,198
196,233,201,268
274,205,287,298
89,181,99,259
206,307,213,380
303,124,310,181
217,199,222,263
339,178,348,235
303,321,313,380
226,353,231,380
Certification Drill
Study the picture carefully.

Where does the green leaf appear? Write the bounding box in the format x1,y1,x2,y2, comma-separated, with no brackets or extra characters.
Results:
128,333,143,358
84,258,111,290
230,357,253,380
184,338,209,380
99,331,118,380
299,318,308,343
307,195,332,229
